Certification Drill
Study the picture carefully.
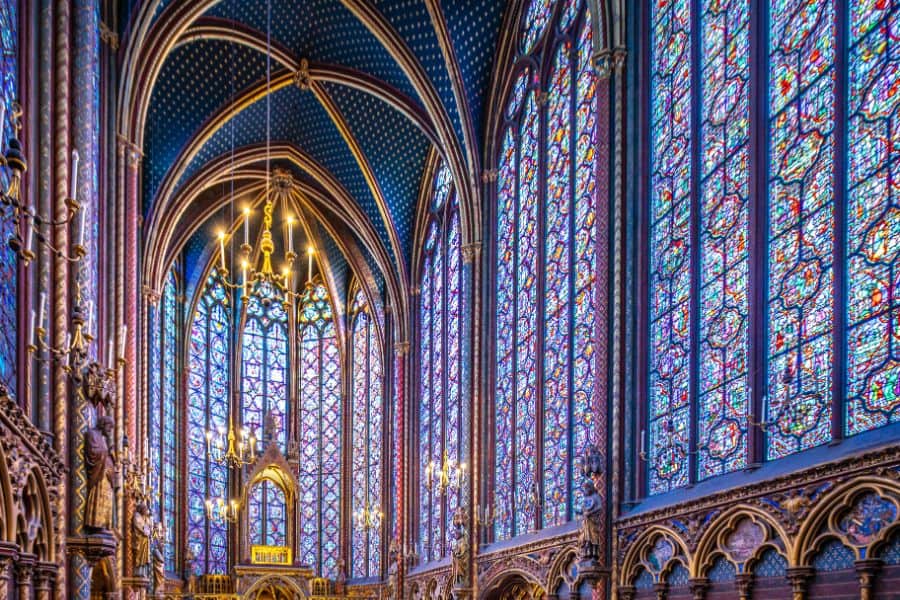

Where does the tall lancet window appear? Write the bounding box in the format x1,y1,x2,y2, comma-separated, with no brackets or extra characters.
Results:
186,270,230,574
241,281,288,448
350,288,384,578
643,0,900,497
242,281,289,548
418,163,463,562
493,0,599,540
297,281,342,577
148,269,180,570
0,0,17,392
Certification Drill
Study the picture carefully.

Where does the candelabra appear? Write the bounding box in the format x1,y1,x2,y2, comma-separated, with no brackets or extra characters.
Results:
424,449,467,495
0,103,87,267
205,496,241,524
474,503,497,531
353,501,384,532
206,417,259,469
216,168,317,308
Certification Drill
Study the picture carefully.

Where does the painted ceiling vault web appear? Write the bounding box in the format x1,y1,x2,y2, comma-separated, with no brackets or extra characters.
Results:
138,0,505,301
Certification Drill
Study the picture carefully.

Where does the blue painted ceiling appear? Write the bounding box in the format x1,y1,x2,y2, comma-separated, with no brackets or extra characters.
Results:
139,0,508,297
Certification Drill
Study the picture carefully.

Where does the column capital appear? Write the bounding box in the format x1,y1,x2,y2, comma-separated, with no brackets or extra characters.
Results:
394,341,410,356
462,242,481,264
786,566,814,600
689,577,709,600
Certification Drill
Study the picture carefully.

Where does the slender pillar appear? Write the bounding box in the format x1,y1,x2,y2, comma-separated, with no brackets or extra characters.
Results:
786,567,814,600
0,548,14,600
15,556,35,600
689,577,709,600
855,559,882,600
52,0,70,594
33,563,57,600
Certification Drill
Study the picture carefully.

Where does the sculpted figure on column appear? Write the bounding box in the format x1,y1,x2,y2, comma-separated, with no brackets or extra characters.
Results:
84,416,118,532
132,499,152,576
449,508,470,590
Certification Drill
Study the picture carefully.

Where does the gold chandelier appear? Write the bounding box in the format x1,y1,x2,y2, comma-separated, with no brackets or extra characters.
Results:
216,169,315,306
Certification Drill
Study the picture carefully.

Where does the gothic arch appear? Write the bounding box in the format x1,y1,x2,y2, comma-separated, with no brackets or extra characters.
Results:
793,477,900,567
242,573,308,600
619,526,691,588
692,505,791,578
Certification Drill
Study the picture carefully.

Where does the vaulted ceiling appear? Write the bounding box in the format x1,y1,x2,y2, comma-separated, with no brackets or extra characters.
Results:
126,0,506,318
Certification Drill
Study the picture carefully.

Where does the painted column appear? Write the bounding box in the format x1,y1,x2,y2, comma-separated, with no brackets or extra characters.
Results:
460,240,480,600
15,557,35,600
33,564,56,600
69,0,102,598
0,549,13,600
392,340,407,593
121,140,142,594
52,0,70,598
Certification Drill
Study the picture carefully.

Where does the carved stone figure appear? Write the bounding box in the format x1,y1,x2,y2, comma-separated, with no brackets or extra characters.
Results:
386,539,400,600
133,499,153,576
84,416,117,532
151,539,165,596
578,479,603,558
449,508,469,590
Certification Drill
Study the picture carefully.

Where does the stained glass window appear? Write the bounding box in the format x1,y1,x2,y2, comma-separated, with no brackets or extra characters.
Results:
241,281,288,449
846,0,900,435
297,281,342,578
697,0,750,480
0,0,17,393
418,164,463,563
149,270,180,571
350,288,384,578
645,0,900,495
186,270,229,574
493,0,599,540
248,480,287,547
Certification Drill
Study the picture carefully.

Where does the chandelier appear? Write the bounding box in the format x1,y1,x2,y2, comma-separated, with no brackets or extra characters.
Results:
206,414,259,469
424,449,467,495
216,169,314,306
353,501,384,532
205,496,241,524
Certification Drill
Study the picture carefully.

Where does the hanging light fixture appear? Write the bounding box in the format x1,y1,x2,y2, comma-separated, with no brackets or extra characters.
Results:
354,500,384,532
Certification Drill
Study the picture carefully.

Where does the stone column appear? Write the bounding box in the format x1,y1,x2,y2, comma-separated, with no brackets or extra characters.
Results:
689,577,709,600
0,549,14,600
15,555,35,600
786,566,814,600
33,563,57,600
855,559,882,600
735,573,753,600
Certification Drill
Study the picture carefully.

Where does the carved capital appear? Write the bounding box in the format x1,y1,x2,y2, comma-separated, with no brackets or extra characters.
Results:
142,285,161,305
855,559,882,600
593,49,612,80
734,573,753,600
688,578,709,600
394,341,410,356
653,582,667,600
462,242,481,264
612,47,627,73
617,586,636,600
481,169,497,184
786,567,813,600
66,534,118,567
14,557,34,584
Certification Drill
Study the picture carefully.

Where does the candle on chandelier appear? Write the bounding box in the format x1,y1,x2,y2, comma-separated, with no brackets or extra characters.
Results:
71,150,79,201
64,333,71,367
29,309,35,347
218,232,226,271
108,338,114,371
37,292,46,332
78,201,86,247
23,221,32,255
241,260,248,296
118,324,127,361
640,429,647,456
287,216,294,254
243,207,250,245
